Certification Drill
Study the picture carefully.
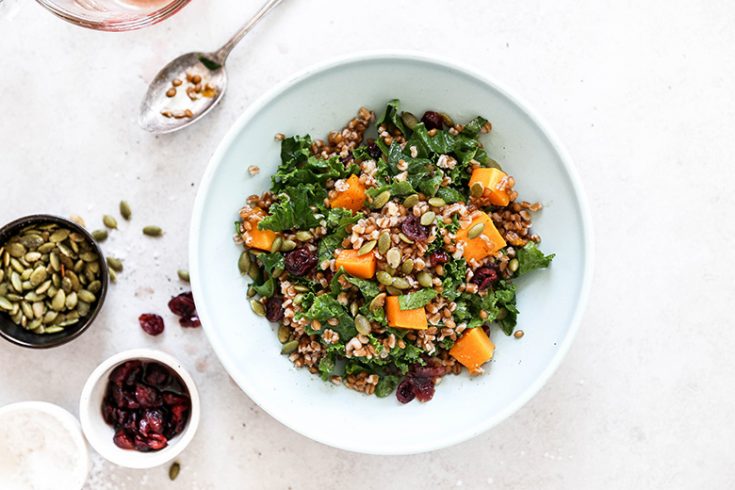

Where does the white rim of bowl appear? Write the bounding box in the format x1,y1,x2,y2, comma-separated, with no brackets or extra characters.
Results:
0,400,90,489
189,50,595,455
78,348,200,468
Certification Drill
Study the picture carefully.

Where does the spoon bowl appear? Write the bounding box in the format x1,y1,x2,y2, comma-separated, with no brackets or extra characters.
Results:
138,52,227,134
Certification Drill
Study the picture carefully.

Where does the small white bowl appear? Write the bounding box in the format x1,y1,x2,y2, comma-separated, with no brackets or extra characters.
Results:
79,348,200,469
0,401,89,489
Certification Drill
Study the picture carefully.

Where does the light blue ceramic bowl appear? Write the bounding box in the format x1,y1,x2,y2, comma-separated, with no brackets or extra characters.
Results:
190,52,593,455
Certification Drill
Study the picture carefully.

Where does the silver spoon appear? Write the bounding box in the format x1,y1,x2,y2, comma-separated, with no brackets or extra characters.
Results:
139,0,284,134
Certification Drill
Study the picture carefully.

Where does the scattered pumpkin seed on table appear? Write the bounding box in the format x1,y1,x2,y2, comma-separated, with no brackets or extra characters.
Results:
119,200,132,221
142,226,162,237
177,269,190,282
168,462,181,481
102,215,118,230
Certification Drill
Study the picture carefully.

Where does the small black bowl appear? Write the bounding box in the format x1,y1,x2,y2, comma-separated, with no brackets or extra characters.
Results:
0,215,109,348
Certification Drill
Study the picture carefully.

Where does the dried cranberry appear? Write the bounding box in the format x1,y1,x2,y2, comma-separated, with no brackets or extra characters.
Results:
366,141,382,160
421,111,444,131
401,215,429,242
284,247,317,276
411,376,436,402
101,403,115,424
135,383,162,408
265,295,284,322
411,365,446,379
168,292,196,318
471,265,500,290
144,364,170,389
168,405,189,438
428,251,449,266
139,409,165,435
113,429,135,450
133,435,153,452
109,360,142,387
396,379,416,404
138,313,164,336
144,433,168,451
179,315,201,328
168,292,201,328
162,391,190,407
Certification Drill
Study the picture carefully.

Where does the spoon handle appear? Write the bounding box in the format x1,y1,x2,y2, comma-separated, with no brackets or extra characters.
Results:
213,0,284,64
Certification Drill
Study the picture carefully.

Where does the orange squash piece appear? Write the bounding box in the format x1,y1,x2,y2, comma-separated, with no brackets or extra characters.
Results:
449,327,495,373
455,211,507,262
469,167,511,207
385,296,428,330
241,208,278,252
330,174,366,212
335,249,376,279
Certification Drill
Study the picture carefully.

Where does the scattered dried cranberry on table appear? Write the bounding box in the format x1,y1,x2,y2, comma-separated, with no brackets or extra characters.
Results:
102,360,191,452
138,314,165,336
168,291,201,328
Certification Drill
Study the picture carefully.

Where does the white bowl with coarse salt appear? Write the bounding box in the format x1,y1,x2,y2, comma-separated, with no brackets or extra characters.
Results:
0,401,90,490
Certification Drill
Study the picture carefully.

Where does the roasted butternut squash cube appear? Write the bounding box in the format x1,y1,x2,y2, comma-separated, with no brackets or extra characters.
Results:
469,167,511,207
330,174,366,212
449,327,495,373
455,211,507,262
385,296,428,330
335,249,376,279
241,208,278,252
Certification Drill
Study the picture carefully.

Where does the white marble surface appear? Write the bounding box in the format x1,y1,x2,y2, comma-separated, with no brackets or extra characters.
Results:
1,1,734,488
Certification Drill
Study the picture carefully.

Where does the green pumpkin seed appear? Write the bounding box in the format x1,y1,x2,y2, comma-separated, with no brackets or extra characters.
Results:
354,314,371,335
280,239,297,252
24,252,42,263
467,222,485,239
350,302,359,317
401,111,420,130
272,266,284,279
56,243,72,258
24,291,42,302
92,229,108,241
377,232,391,254
402,194,420,208
21,269,32,281
120,201,132,221
51,289,66,311
20,234,44,249
43,311,59,324
509,258,519,273
246,286,256,297
44,326,64,334
31,302,45,319
292,293,304,306
10,272,22,292
35,280,52,295
7,243,26,258
369,293,387,312
20,301,33,319
29,266,47,287
277,325,290,344
238,252,250,274
376,271,393,286
78,290,96,303
0,269,4,283
2,251,9,267
428,197,446,207
417,271,433,288
0,296,12,310
470,181,484,198
248,262,261,281
102,215,118,230
177,270,190,282
391,277,411,290
440,112,455,127
401,259,415,275
169,462,180,481
109,269,117,283
77,302,90,317
386,248,401,269
293,285,309,292
65,292,78,309
10,258,24,273
281,340,299,355
69,215,86,228
398,233,414,244
88,280,102,294
37,242,55,254
420,211,436,226
295,231,313,242
21,280,33,291
49,252,60,271
250,299,266,317
50,229,70,243
358,240,377,256
106,257,123,272
270,237,283,254
385,285,402,296
372,190,391,209
142,226,162,237
69,232,85,243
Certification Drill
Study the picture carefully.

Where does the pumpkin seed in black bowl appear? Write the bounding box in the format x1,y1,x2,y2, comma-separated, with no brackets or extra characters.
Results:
0,215,109,348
